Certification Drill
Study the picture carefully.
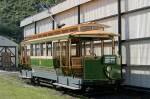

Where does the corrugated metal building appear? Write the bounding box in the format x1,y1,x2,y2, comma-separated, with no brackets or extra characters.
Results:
20,0,150,88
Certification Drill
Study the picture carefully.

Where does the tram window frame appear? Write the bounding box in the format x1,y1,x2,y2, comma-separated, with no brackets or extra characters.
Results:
71,43,77,56
30,44,33,56
43,43,46,56
40,43,44,56
53,42,60,58
46,42,52,56
35,44,40,56
32,44,35,56
27,48,30,56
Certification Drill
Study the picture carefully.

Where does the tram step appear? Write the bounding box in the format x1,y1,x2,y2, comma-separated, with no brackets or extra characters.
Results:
20,75,32,79
53,83,80,90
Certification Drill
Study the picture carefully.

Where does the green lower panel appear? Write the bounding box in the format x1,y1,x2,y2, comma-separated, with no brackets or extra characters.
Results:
84,56,122,80
84,57,107,80
111,64,122,79
31,59,39,66
31,58,53,68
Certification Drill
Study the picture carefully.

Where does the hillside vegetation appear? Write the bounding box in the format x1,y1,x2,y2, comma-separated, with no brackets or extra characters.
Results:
0,0,65,42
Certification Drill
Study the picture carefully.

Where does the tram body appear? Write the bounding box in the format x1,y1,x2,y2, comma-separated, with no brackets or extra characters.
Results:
21,23,122,90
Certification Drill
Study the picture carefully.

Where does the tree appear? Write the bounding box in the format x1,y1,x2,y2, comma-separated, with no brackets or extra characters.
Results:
0,0,65,43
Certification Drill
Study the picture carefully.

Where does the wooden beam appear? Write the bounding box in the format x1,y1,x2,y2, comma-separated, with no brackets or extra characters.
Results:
112,37,115,55
45,42,48,56
30,44,33,56
59,40,62,67
14,47,17,67
84,41,86,56
101,40,104,55
0,48,4,53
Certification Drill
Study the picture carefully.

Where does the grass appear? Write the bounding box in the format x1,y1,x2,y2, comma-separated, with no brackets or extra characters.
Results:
0,72,76,99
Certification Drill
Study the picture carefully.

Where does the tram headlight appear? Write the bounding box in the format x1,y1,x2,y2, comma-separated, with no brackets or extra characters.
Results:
106,65,112,72
104,65,112,79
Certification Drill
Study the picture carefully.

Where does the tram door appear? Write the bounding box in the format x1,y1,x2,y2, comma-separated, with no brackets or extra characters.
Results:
83,41,104,80
53,41,70,75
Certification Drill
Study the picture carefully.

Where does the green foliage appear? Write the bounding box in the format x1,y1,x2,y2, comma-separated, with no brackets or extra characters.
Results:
0,0,65,43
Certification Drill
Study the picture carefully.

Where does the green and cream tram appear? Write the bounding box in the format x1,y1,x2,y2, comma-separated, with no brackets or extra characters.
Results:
21,22,122,90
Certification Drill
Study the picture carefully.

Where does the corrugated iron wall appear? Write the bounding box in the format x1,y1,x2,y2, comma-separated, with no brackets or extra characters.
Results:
36,18,53,33
54,8,78,28
23,0,150,88
80,0,118,22
24,23,35,37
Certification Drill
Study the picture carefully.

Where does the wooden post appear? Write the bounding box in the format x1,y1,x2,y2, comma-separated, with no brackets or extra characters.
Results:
24,45,27,64
30,44,33,56
39,43,41,56
91,41,94,55
101,40,104,56
80,41,82,56
40,43,42,56
51,42,52,56
20,45,23,64
45,42,48,56
84,41,86,56
59,40,62,67
35,44,37,56
112,37,115,55
15,47,16,67
68,39,71,69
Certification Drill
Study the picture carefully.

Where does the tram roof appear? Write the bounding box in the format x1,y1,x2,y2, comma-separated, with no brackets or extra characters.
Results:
23,22,110,41
22,29,118,45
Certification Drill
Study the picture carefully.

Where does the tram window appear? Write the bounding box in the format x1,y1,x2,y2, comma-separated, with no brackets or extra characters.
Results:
82,41,96,56
30,45,33,56
61,41,68,57
80,26,92,32
53,42,59,57
43,43,46,56
47,42,52,56
35,44,37,56
35,44,40,56
94,41,101,56
27,49,30,56
32,45,35,56
92,26,99,30
26,45,30,56
104,45,112,55
40,44,43,56
71,44,76,56
80,26,99,32
85,42,90,56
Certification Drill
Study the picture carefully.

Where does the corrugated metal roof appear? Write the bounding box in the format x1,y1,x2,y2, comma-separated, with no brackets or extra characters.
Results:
20,0,92,27
0,36,18,46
